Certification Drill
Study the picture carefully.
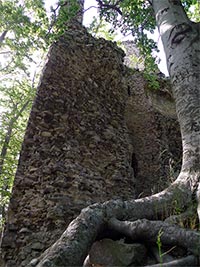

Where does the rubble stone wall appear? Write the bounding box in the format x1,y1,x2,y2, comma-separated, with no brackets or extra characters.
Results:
1,24,135,266
125,72,181,196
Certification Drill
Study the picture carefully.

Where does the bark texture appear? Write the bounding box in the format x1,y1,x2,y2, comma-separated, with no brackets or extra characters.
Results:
108,218,200,256
153,0,200,220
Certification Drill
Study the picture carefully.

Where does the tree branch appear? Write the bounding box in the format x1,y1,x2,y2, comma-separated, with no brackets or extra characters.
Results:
145,255,198,267
108,218,200,256
96,0,123,15
0,98,30,187
0,31,8,47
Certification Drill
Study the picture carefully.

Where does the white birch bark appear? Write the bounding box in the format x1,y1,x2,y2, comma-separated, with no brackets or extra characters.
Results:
152,0,200,202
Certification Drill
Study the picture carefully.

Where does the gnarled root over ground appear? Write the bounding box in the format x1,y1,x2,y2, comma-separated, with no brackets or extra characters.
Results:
28,175,200,267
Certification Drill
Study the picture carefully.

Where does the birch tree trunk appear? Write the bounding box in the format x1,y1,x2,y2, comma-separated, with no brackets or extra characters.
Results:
153,0,200,210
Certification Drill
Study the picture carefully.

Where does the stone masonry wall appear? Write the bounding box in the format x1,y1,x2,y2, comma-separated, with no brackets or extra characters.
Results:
125,71,181,196
1,24,135,266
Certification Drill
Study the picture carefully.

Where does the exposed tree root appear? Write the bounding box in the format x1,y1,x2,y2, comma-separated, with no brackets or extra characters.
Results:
27,176,199,267
144,255,198,267
164,205,197,227
108,218,200,255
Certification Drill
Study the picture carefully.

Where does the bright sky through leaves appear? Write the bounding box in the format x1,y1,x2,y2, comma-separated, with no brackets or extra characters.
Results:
44,0,168,75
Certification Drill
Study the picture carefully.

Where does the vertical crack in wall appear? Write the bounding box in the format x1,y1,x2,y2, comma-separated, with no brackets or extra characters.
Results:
131,153,138,178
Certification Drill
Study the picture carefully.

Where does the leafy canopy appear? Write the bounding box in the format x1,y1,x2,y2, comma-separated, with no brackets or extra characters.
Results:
97,0,199,72
0,0,50,226
97,0,199,48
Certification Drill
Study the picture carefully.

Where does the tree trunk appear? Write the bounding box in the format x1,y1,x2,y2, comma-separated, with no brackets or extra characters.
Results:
153,0,200,212
0,100,30,220
0,31,8,46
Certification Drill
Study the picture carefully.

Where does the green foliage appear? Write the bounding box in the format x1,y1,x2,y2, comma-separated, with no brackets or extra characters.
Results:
97,0,199,55
50,1,77,37
185,0,200,21
47,0,84,41
0,79,37,224
0,0,50,227
88,17,118,40
0,0,49,73
143,56,160,90
98,0,157,59
96,0,200,86
181,0,199,13
156,229,163,266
